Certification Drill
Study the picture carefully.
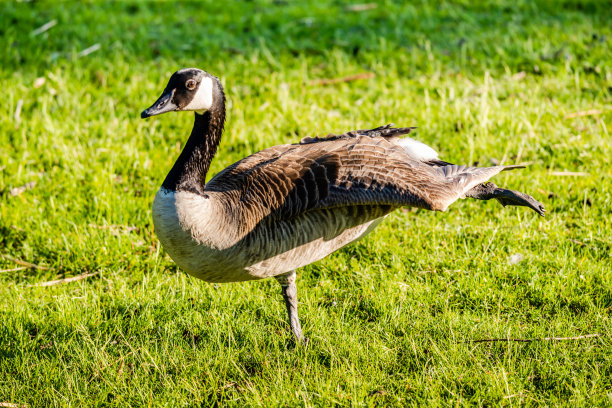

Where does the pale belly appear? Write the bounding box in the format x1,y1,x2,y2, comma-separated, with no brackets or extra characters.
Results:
152,188,391,282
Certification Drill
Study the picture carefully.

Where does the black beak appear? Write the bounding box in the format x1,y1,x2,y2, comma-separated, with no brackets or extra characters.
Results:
141,89,177,118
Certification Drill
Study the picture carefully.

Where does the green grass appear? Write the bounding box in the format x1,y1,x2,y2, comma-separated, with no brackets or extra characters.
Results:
1,0,611,406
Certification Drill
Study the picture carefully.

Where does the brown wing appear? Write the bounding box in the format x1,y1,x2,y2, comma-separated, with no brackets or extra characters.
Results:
205,128,521,227
205,144,342,222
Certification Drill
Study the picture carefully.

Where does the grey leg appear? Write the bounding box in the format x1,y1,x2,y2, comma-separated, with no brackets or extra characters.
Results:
274,270,304,343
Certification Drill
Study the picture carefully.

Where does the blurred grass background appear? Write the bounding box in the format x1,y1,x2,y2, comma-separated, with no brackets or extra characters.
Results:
0,0,611,406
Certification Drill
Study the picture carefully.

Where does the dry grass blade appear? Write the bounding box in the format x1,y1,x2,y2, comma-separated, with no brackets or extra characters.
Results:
345,3,377,12
88,347,141,383
10,181,36,197
308,72,375,86
33,77,46,88
550,171,588,176
78,43,101,58
30,19,57,36
470,334,599,343
0,267,27,273
0,403,27,408
504,394,526,399
564,109,603,119
2,255,49,270
14,99,24,127
32,271,99,287
89,224,139,233
507,253,524,265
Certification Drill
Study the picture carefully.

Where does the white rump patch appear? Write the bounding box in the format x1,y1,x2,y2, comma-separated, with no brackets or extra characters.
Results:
183,76,214,113
396,137,439,161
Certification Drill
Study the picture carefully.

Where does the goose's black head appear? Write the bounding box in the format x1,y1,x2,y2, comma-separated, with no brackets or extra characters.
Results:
141,68,223,118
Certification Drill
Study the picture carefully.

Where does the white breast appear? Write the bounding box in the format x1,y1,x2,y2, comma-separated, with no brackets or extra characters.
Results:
152,188,246,281
152,188,388,282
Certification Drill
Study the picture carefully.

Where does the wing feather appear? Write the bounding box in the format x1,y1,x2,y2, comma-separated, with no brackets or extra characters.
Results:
205,127,526,228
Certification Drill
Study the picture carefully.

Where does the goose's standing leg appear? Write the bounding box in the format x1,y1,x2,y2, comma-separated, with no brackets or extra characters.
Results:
275,270,304,343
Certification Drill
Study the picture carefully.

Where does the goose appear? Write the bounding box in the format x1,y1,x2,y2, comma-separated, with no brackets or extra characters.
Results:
141,68,545,343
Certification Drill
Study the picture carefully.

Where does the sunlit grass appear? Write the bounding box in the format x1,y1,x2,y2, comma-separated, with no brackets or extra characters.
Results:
1,0,611,406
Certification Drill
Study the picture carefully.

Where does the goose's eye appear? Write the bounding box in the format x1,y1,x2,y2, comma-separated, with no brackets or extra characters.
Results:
186,79,197,90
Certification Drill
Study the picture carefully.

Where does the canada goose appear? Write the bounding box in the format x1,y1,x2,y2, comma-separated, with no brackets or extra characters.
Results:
141,68,545,343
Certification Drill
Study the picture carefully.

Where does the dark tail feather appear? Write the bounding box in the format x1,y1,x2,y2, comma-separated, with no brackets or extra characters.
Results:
353,124,416,138
465,183,546,216
301,124,416,144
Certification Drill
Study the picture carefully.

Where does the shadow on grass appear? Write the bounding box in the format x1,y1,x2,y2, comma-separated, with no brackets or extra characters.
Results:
1,0,609,75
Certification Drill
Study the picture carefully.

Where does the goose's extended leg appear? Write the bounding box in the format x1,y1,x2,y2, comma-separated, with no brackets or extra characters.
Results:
466,182,546,216
275,270,304,343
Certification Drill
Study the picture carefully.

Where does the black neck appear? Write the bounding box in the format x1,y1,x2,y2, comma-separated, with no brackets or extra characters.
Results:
162,103,225,195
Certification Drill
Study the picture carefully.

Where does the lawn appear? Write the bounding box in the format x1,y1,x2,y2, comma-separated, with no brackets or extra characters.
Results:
1,0,611,406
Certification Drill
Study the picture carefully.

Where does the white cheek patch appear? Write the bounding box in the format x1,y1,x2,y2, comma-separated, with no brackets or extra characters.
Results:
183,76,214,113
